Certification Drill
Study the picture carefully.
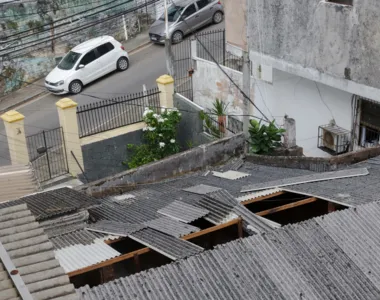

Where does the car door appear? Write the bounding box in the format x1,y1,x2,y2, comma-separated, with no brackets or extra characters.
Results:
195,0,214,26
77,49,100,84
179,3,199,35
95,42,116,76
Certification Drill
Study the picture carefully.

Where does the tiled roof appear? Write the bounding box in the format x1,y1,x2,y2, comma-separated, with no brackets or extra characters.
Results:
129,228,204,260
144,216,200,237
0,164,39,203
76,201,380,300
0,187,100,221
55,242,121,273
0,204,78,300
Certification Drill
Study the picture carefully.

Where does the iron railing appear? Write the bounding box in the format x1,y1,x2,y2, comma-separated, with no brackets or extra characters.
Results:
77,88,161,138
26,127,69,183
359,124,380,148
172,39,193,100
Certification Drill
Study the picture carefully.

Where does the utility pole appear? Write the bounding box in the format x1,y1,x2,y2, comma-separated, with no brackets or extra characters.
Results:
164,0,175,76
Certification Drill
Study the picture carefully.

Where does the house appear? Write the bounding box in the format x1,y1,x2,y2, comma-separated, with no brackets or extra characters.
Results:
194,0,380,157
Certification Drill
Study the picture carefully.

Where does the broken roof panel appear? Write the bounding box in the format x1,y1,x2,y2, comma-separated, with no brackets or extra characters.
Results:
86,220,145,236
182,184,222,195
241,168,369,193
212,170,251,180
129,228,203,260
76,202,380,300
55,242,121,274
144,216,200,238
198,194,238,225
157,200,209,223
0,204,78,300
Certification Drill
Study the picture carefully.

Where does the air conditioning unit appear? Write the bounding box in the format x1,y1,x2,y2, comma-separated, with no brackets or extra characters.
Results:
318,124,351,155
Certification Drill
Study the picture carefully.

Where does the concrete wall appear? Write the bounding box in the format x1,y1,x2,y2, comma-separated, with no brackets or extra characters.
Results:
76,133,246,196
193,56,353,157
248,0,380,101
81,129,143,182
224,0,247,52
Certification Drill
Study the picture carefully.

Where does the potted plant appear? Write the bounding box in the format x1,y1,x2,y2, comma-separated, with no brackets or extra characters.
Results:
211,99,228,135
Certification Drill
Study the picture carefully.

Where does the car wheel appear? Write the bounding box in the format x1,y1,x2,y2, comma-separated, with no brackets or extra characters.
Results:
69,80,83,94
172,31,184,44
117,57,129,71
213,11,223,24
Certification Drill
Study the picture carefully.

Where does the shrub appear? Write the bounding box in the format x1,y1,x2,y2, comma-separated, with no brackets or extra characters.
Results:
125,107,181,168
249,119,285,154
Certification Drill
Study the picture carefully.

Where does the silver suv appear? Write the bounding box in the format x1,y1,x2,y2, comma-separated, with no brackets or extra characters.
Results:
149,0,224,44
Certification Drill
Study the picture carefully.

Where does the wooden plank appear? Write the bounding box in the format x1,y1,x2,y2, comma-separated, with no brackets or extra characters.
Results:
256,197,318,217
69,218,240,277
68,247,150,277
181,218,240,240
241,191,286,205
237,218,243,238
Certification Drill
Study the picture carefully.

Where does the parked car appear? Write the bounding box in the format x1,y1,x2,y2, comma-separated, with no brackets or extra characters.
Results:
45,36,129,95
149,0,224,44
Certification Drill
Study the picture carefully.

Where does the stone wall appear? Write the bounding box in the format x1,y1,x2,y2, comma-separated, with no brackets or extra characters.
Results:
248,0,380,92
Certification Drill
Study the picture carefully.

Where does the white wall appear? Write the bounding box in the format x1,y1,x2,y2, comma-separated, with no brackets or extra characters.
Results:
254,69,353,157
192,57,353,157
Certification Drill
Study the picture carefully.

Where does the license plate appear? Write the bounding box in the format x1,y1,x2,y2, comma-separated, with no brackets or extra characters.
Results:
151,36,157,41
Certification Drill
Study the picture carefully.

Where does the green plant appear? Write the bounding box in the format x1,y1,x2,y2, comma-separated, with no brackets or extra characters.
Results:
199,111,221,139
124,107,181,168
27,20,44,32
186,140,194,149
249,119,285,154
211,98,228,116
6,20,18,30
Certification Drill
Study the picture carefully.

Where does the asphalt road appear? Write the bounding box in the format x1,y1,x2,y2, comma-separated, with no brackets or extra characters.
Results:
0,21,224,166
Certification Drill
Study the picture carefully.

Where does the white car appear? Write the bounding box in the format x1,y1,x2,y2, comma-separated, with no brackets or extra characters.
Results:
45,36,129,95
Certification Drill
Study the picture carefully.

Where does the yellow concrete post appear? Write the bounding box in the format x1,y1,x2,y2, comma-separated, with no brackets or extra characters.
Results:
156,75,174,109
0,110,29,165
56,98,84,177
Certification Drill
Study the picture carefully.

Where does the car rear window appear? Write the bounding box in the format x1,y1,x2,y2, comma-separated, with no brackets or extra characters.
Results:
97,42,115,57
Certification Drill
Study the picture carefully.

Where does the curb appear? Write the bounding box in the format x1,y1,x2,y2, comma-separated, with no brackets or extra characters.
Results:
0,90,49,114
128,40,152,55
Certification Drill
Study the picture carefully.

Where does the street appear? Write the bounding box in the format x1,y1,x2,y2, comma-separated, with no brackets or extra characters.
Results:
0,22,224,166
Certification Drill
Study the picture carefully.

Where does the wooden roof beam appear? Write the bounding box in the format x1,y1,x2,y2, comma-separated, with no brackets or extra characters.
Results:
256,197,318,217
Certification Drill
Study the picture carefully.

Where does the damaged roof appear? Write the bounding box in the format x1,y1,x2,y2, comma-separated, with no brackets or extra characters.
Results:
76,201,380,300
0,204,78,300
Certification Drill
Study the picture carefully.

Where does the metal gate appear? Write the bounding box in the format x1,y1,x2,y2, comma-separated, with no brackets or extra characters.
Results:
26,127,69,183
172,39,193,100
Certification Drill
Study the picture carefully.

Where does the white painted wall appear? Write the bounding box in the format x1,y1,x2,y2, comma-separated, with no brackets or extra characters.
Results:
192,57,353,157
254,69,353,157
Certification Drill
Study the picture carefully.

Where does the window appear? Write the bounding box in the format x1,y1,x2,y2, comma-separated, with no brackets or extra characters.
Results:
79,50,97,66
326,0,353,5
182,4,197,19
97,42,115,57
159,5,185,22
196,0,211,9
57,51,81,70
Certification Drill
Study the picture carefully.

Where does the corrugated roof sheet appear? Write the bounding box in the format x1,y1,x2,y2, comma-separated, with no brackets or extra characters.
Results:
0,164,39,203
55,242,121,273
157,200,209,223
241,168,369,192
212,170,250,180
0,187,100,221
144,216,200,238
197,193,237,225
0,204,78,300
236,188,283,202
86,220,145,236
76,202,380,300
129,228,203,260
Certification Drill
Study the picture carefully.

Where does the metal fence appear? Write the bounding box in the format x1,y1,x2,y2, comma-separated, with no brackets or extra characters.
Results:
195,29,243,72
172,40,193,100
77,88,161,138
26,127,69,183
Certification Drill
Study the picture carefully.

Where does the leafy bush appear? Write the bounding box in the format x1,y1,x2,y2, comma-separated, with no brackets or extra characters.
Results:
249,119,285,154
125,107,181,168
199,110,222,138
211,98,228,116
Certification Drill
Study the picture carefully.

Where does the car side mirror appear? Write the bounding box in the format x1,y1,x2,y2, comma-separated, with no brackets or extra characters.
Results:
78,64,85,69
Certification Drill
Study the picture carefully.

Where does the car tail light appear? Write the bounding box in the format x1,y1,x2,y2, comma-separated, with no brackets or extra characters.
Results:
121,46,125,50
218,1,221,4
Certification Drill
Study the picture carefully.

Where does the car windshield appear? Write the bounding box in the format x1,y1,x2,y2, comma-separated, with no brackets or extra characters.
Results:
159,5,184,22
58,51,81,70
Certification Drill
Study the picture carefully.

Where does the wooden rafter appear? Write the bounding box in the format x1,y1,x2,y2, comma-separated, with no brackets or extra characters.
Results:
256,197,317,217
241,191,286,205
68,218,241,278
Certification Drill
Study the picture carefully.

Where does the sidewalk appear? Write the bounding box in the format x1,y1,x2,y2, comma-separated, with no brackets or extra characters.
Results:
0,29,152,114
